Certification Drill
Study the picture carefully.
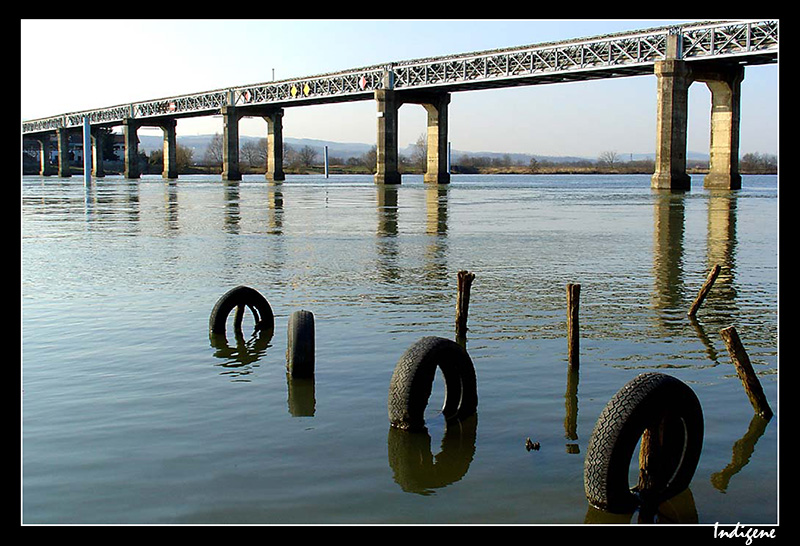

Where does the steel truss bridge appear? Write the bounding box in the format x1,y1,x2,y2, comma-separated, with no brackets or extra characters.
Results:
22,19,777,135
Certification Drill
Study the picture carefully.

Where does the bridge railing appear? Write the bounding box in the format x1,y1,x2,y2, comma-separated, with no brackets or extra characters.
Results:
680,20,778,60
391,29,669,89
391,20,777,90
22,20,777,136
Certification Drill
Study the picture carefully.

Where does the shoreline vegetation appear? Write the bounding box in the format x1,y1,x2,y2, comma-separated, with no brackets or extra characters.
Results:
22,135,777,176
31,163,777,177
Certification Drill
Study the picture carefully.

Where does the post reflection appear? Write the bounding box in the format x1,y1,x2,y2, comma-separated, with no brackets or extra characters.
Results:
564,367,580,454
710,413,770,493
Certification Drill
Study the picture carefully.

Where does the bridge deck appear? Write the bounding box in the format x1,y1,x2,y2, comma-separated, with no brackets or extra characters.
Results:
22,20,777,135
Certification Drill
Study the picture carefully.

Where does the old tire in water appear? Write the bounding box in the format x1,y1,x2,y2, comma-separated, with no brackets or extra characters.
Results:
388,336,478,431
209,286,274,338
286,310,315,378
584,372,703,514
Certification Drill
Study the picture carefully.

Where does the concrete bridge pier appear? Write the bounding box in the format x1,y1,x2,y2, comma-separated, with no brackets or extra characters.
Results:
374,89,451,184
652,33,746,191
123,118,141,179
90,128,105,178
697,65,744,190
651,57,691,191
32,135,55,176
422,93,451,184
221,105,242,181
261,108,285,181
159,118,178,179
56,128,71,177
375,89,401,184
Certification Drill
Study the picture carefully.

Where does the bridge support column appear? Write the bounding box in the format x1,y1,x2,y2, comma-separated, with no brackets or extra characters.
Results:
651,57,691,190
262,108,285,181
123,118,141,179
90,129,105,178
56,128,71,177
160,119,178,179
423,93,450,184
700,65,744,190
34,135,55,176
374,89,401,184
221,105,241,181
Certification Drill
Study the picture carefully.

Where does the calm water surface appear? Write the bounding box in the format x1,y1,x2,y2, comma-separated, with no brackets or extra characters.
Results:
21,173,778,524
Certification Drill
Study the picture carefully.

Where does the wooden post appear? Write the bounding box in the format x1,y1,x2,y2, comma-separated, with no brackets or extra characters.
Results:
455,270,475,339
720,326,773,420
567,283,580,369
688,264,721,317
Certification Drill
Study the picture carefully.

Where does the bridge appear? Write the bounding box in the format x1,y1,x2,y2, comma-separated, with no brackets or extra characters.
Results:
22,19,778,190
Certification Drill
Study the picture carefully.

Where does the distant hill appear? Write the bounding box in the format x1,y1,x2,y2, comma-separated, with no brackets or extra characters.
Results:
136,133,708,164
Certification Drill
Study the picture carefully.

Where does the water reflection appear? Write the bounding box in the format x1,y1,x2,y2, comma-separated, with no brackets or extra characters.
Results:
564,367,580,454
376,185,400,284
584,487,698,524
651,192,686,315
165,180,179,233
286,374,316,417
224,181,240,234
209,328,273,380
82,178,145,234
705,191,738,318
266,182,283,234
710,413,770,493
424,185,450,284
387,414,477,495
651,190,740,323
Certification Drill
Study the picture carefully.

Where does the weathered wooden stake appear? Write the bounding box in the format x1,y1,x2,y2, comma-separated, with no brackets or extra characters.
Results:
720,326,773,420
455,270,475,338
688,264,721,317
567,283,580,369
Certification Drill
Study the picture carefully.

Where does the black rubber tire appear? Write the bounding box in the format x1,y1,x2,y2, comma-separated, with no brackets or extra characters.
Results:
209,286,274,337
286,310,315,378
584,372,703,514
388,336,478,431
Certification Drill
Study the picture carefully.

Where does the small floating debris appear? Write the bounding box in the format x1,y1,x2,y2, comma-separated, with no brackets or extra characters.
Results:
525,437,540,451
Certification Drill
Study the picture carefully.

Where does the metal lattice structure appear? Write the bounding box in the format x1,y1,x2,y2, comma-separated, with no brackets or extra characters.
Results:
22,19,777,135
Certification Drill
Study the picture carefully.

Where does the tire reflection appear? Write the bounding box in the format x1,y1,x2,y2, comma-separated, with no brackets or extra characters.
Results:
387,414,477,495
584,487,698,524
209,327,273,378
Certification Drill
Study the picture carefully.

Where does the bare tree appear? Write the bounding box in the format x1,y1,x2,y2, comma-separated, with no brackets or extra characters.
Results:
297,145,318,168
410,133,427,172
203,133,223,166
598,150,619,168
241,138,266,168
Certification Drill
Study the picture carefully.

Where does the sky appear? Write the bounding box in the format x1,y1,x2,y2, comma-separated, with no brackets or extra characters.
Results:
20,19,779,158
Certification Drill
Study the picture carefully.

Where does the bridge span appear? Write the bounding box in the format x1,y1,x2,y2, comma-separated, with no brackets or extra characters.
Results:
22,19,777,190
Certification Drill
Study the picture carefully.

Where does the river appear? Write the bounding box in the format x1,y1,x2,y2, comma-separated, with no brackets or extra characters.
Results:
21,173,778,524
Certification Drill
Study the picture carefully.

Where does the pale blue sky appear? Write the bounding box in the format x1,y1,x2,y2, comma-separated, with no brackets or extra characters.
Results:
20,19,778,158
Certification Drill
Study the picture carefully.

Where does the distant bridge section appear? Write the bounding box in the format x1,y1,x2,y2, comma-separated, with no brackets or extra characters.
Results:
22,20,777,188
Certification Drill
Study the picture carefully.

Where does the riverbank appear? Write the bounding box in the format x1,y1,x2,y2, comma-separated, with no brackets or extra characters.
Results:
22,163,777,176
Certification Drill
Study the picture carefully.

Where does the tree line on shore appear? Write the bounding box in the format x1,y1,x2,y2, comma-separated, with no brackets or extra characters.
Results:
23,130,777,176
